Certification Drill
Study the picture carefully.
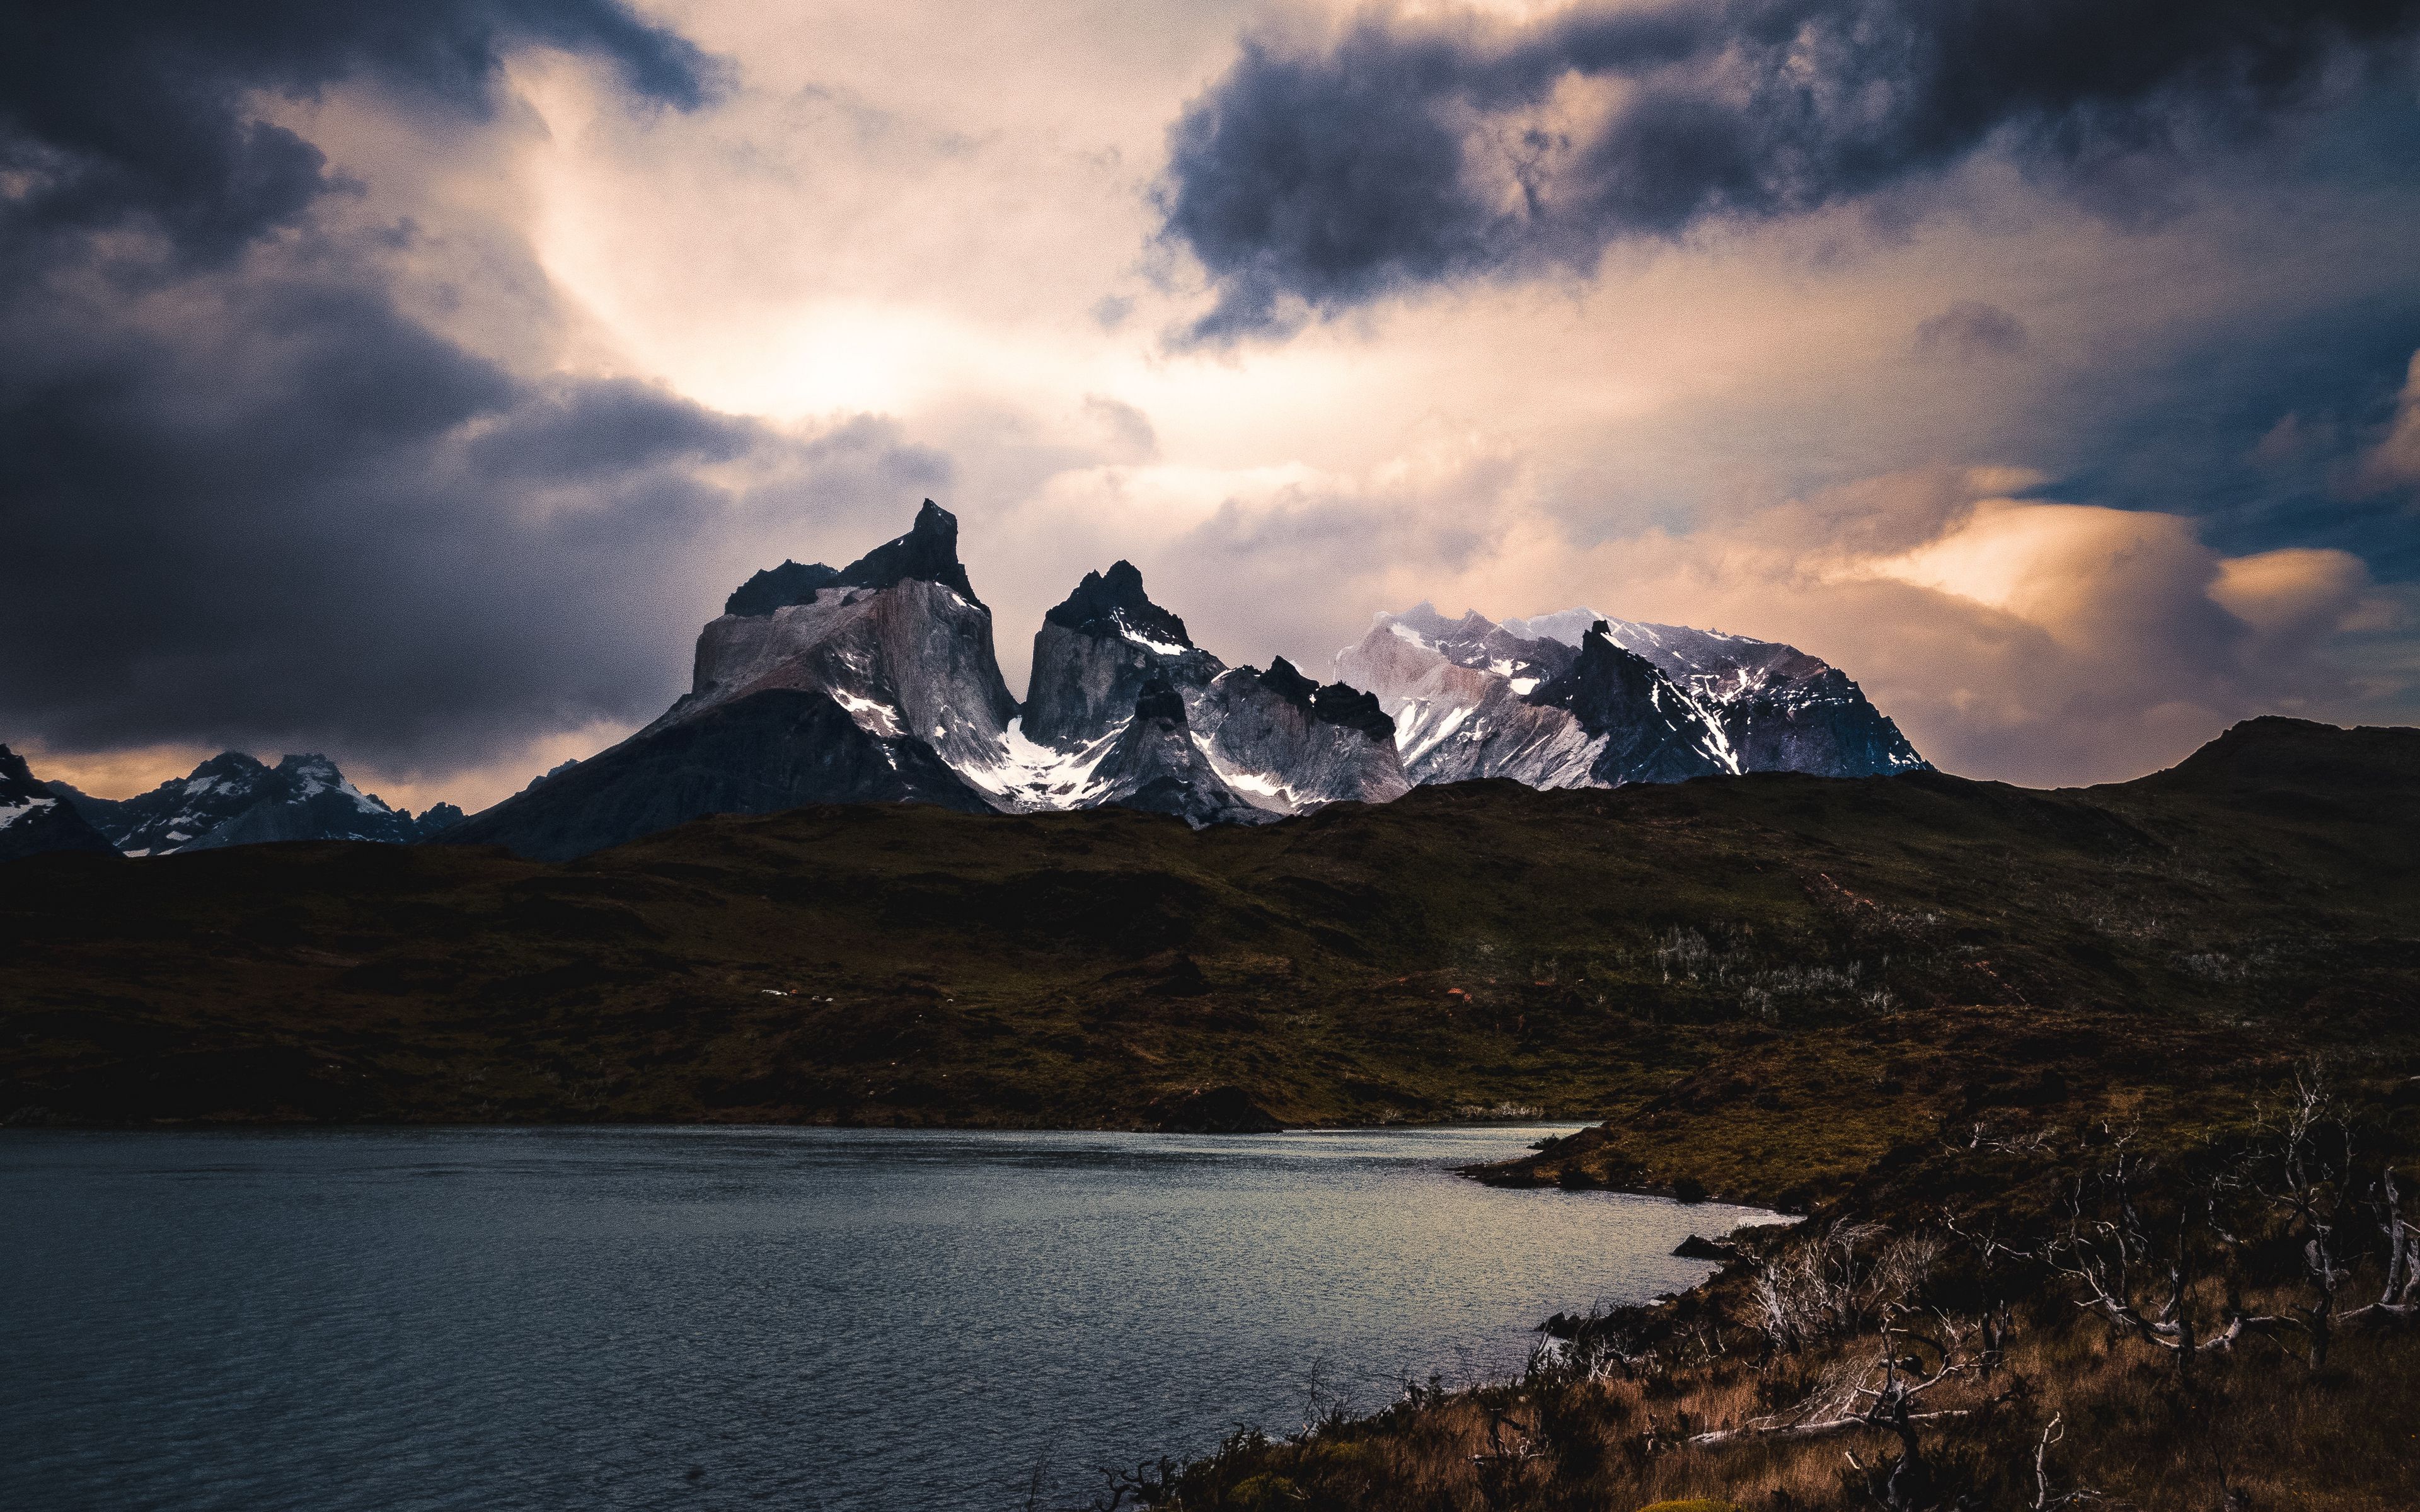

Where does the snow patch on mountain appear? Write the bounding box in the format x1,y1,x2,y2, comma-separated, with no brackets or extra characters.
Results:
21,748,451,856
959,718,1122,811
833,690,907,739
1114,612,1189,657
0,745,119,861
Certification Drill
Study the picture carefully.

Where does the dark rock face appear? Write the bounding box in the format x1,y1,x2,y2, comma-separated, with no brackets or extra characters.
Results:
1022,561,1224,750
1253,656,1398,742
1192,660,1411,811
1345,603,1925,791
52,750,442,855
833,498,977,600
449,501,1022,859
1523,622,1732,785
671,576,1022,774
1501,609,1925,777
45,779,124,833
1086,679,1272,827
0,745,118,862
1717,665,1927,776
1335,616,1610,788
1021,566,1407,818
442,689,994,862
725,560,839,617
413,803,467,837
1044,559,1192,646
97,751,274,854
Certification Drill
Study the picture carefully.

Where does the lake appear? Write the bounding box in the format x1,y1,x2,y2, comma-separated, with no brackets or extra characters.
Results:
3,1125,1774,1511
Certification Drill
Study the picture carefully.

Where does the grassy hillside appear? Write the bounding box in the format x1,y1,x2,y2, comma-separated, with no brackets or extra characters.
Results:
3,716,2413,1135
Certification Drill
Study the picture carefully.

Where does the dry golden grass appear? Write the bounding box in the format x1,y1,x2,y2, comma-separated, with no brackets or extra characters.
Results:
1117,1293,2420,1510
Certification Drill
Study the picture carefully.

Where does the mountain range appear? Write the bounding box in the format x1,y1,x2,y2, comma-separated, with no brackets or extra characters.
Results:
41,752,461,857
4,499,1925,863
442,500,1925,859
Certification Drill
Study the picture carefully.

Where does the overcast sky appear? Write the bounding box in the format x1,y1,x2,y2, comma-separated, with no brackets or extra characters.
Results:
6,0,2419,811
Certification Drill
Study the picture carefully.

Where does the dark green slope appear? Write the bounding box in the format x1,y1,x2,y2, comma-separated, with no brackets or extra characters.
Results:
1,718,2412,1128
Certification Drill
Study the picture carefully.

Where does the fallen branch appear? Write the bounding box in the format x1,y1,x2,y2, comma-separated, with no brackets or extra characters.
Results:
1689,1407,1969,1448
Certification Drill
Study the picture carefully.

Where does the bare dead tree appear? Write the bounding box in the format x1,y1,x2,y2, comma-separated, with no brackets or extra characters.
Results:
1941,1208,2027,1380
1755,1220,1922,1351
2257,1068,2356,1366
2031,1412,2066,1509
2024,1412,2118,1509
1086,1457,1181,1511
2221,1068,2418,1363
2037,1128,2262,1378
1702,1232,1981,1511
2254,1070,2420,1344
1470,1396,1542,1509
2350,1164,2420,1325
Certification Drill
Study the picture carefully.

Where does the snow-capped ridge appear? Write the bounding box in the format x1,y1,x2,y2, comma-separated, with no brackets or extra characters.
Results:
0,745,118,861
429,503,1924,859
42,750,458,856
1351,605,1925,786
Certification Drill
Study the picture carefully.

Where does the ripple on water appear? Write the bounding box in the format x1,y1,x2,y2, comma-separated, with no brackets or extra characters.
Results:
2,1125,1777,1512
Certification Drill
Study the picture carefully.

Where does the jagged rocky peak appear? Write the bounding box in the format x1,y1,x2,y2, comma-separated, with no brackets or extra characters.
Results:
1504,609,1824,692
1525,621,1735,785
46,748,449,856
1383,603,1576,690
835,498,979,602
437,512,1934,859
1192,658,1412,814
1047,559,1192,650
1022,560,1224,751
178,753,434,852
446,498,1015,861
0,743,119,862
1335,611,1603,789
1086,677,1270,827
1501,608,1927,776
719,499,978,621
188,750,274,792
89,752,274,856
1345,602,1924,788
1253,656,1397,743
725,560,839,617
669,498,1017,756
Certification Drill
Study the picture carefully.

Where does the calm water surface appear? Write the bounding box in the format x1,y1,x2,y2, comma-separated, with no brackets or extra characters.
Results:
3,1125,1772,1511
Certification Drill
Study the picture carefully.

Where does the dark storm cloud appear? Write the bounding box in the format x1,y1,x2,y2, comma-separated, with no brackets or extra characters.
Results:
0,265,950,766
1161,0,2420,340
0,0,715,262
0,1,945,776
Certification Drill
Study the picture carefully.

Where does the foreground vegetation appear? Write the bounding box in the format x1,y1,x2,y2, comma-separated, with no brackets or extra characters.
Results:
3,717,2414,1137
